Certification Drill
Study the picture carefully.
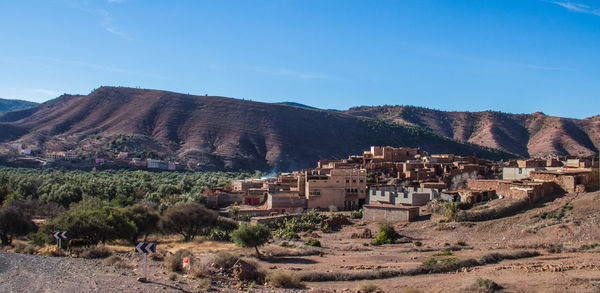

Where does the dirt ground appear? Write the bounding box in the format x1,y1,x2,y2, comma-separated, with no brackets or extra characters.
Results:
1,191,600,292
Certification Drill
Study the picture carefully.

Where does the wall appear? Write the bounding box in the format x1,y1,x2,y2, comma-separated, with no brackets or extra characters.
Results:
363,205,419,222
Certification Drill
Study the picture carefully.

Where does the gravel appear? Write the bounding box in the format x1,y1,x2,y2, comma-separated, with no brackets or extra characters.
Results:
0,252,187,292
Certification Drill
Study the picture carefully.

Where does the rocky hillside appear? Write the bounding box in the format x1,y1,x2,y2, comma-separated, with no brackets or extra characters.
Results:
0,87,514,171
0,98,37,113
345,106,600,157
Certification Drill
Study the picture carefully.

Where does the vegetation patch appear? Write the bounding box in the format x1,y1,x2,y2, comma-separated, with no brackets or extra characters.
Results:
373,222,399,245
266,271,304,288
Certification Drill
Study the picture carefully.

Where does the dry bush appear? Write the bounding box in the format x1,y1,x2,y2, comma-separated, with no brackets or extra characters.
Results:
357,281,384,293
166,255,183,272
232,258,266,282
168,272,178,281
339,243,371,251
13,243,38,255
465,277,502,293
266,246,323,257
150,251,165,261
39,246,66,257
266,271,303,288
213,251,239,269
104,255,122,266
79,245,113,259
195,278,211,291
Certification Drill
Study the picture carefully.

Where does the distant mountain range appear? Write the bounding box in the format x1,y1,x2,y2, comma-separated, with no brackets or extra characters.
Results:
0,98,37,113
0,87,517,171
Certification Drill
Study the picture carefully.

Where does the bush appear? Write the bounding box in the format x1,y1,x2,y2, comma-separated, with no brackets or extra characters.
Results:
413,241,422,247
357,282,384,293
0,205,37,245
350,209,363,219
159,202,218,241
455,241,468,246
208,229,231,241
433,250,452,256
439,257,457,264
122,204,160,242
79,245,113,259
266,271,303,288
104,255,122,266
34,198,136,246
374,222,398,245
231,223,271,258
168,272,178,281
467,277,502,293
422,258,437,267
213,251,239,269
305,238,321,247
443,203,459,221
166,249,194,272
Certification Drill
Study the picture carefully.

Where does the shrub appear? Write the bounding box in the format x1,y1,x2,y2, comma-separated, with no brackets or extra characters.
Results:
305,238,321,247
413,241,422,247
443,202,459,221
0,205,37,245
357,282,384,293
439,257,457,264
455,241,468,246
79,245,113,259
350,209,363,219
433,250,452,256
104,255,122,266
208,229,231,241
213,251,239,269
422,258,437,267
166,255,183,272
159,202,218,241
467,277,502,293
166,249,194,272
266,271,303,288
374,222,398,245
168,272,178,281
122,204,160,242
231,223,271,258
33,198,136,246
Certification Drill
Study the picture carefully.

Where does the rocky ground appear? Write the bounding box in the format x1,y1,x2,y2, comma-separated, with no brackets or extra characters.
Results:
2,191,600,292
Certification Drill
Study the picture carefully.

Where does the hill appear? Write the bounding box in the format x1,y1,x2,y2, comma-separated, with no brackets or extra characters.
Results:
0,87,514,171
345,106,600,157
0,98,37,113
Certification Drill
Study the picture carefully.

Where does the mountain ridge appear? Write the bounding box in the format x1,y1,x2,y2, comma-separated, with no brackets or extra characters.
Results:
0,86,516,171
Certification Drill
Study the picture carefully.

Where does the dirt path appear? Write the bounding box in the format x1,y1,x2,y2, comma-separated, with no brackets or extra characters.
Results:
0,252,187,293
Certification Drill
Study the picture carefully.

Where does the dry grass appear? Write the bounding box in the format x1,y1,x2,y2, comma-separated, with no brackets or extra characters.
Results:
213,251,239,269
465,277,502,292
266,271,304,288
79,245,113,259
357,281,384,293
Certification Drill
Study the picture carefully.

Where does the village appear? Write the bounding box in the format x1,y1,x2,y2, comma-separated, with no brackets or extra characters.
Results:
206,146,600,224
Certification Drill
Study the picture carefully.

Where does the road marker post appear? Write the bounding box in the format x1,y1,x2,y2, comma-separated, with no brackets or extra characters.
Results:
53,231,68,254
135,242,156,282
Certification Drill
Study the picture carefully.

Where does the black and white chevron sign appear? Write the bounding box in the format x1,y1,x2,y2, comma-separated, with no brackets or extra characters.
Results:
53,231,67,240
135,242,156,254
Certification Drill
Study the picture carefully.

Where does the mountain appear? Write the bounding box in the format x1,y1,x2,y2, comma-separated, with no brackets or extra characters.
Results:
0,87,515,171
345,106,599,157
274,102,318,109
0,98,37,113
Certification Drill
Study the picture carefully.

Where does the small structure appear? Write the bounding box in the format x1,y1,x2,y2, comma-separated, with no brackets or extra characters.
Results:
362,203,419,222
147,159,161,169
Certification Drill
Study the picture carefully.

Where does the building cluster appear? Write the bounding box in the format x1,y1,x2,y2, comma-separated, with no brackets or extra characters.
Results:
45,151,178,170
209,146,590,222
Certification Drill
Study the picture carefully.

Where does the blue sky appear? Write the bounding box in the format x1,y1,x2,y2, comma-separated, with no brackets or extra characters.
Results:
0,0,598,118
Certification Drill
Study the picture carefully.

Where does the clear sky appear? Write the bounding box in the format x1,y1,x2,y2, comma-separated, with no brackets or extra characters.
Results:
1,0,598,118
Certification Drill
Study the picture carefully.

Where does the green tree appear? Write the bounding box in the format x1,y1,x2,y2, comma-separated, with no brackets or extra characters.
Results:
35,198,137,245
158,202,217,241
231,223,271,258
122,204,160,242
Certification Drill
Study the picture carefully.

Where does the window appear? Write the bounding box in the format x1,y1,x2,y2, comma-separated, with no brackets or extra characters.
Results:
352,180,356,183
346,179,349,183
518,168,523,174
404,194,408,198
359,179,364,183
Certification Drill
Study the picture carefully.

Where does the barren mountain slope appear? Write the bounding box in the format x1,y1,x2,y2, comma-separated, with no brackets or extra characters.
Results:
0,87,514,171
346,106,599,157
